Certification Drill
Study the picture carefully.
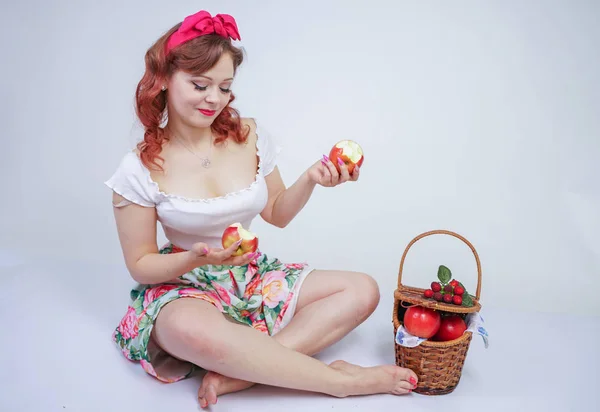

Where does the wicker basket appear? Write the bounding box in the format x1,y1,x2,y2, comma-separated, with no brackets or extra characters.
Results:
392,230,482,395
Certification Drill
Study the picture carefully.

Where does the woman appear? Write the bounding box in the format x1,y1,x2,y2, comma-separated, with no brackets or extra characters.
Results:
106,10,418,408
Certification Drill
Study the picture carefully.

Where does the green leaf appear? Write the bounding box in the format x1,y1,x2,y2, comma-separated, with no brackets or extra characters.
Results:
461,292,474,307
138,314,152,331
437,265,452,285
456,281,474,307
130,288,141,301
132,297,143,313
286,274,299,290
230,266,248,282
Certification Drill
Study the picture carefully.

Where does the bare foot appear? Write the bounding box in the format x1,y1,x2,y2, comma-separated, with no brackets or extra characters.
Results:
329,360,418,396
197,371,256,408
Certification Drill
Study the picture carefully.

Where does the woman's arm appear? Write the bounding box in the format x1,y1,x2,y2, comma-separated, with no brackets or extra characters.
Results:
260,167,317,228
261,154,358,228
111,192,203,284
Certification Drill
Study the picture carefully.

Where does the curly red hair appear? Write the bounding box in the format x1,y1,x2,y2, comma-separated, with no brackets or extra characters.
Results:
134,23,249,171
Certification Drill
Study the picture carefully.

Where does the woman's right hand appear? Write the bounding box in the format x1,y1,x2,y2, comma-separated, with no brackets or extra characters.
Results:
189,239,258,266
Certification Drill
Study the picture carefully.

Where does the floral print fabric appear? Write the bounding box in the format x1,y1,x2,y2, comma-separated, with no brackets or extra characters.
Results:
112,244,308,382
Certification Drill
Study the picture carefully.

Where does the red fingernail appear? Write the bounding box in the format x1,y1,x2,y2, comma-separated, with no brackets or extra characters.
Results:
203,248,209,254
322,154,329,161
337,158,344,166
321,160,327,166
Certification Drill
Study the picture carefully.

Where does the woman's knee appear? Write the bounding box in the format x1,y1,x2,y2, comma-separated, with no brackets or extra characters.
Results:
154,299,230,362
347,272,381,317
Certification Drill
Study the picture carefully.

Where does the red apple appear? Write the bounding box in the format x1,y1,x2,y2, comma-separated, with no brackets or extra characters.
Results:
329,140,364,174
403,305,441,339
431,315,467,342
221,223,259,257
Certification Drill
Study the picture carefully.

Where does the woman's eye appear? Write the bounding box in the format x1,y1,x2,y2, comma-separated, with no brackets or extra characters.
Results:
192,82,207,91
192,81,231,93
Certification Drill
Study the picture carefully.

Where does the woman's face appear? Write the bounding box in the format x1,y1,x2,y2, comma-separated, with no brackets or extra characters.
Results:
166,53,235,129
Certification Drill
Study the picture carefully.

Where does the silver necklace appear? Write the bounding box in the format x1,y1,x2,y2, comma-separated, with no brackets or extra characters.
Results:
172,133,213,168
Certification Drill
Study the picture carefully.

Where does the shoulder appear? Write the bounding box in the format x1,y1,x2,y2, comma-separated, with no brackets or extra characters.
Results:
104,150,157,207
240,118,282,175
239,117,272,146
240,117,258,145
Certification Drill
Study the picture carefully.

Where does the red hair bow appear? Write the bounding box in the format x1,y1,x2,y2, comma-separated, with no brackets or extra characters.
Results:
166,10,241,54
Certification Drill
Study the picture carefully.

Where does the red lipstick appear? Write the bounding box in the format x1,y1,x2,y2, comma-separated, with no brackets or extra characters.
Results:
198,109,216,116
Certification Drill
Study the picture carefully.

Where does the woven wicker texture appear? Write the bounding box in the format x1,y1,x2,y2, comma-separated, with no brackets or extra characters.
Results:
392,230,483,395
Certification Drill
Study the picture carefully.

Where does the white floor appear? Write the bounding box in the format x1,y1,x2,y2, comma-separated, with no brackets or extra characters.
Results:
1,251,599,412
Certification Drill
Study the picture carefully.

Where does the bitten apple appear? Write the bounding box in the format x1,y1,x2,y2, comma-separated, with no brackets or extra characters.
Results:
329,140,364,174
221,223,259,257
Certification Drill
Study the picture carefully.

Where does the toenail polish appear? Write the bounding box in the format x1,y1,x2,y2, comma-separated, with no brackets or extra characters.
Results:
409,377,417,385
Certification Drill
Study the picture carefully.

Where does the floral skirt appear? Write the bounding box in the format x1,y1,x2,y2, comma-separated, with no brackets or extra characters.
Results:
112,243,311,383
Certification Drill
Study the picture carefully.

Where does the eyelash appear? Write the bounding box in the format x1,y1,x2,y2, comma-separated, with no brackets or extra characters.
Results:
192,82,231,94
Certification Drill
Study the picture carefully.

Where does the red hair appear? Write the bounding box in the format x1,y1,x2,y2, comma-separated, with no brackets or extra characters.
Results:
134,23,249,171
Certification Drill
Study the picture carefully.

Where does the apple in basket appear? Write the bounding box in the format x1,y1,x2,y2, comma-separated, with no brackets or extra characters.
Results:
403,305,441,339
431,314,467,342
329,140,364,174
221,223,259,257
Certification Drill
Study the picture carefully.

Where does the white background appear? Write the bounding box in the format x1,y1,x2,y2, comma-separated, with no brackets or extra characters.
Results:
1,0,598,319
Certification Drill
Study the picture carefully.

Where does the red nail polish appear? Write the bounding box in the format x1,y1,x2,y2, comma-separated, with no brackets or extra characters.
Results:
409,377,417,385
203,248,209,254
337,158,344,165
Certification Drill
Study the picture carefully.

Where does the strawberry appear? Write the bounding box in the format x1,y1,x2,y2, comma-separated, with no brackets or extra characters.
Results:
450,280,459,287
424,289,434,298
453,295,463,305
454,285,465,296
431,282,442,292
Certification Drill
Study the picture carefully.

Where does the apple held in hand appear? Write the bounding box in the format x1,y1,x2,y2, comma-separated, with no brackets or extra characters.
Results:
329,140,364,174
431,315,467,342
221,223,259,257
403,305,441,339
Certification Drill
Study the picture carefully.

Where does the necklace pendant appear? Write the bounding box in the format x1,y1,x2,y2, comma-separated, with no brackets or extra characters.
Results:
201,158,211,168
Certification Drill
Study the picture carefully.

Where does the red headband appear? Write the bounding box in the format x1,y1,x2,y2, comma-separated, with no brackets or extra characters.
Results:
165,10,241,54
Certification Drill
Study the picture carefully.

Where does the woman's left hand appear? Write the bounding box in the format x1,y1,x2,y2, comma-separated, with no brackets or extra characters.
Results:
306,154,360,187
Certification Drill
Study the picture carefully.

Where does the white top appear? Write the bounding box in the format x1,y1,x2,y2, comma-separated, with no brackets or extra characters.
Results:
104,119,281,251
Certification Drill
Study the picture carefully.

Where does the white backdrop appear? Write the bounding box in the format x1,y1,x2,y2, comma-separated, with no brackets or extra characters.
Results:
1,0,598,316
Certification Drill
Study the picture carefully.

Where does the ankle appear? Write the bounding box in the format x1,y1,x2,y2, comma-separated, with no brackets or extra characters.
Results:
326,367,355,398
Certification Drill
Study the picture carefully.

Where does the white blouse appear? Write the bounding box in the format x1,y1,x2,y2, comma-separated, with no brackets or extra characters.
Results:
105,120,281,251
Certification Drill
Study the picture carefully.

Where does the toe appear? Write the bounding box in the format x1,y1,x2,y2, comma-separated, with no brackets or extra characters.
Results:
205,384,218,405
393,380,415,395
400,368,418,386
198,382,210,408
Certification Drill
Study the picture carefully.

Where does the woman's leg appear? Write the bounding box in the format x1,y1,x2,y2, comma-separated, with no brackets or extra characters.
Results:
273,270,382,354
153,296,417,408
195,270,417,405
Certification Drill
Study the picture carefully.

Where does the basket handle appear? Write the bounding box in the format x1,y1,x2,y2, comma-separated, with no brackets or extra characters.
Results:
397,230,482,300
